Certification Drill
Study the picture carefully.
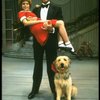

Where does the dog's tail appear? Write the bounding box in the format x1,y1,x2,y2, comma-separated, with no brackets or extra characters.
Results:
71,84,78,98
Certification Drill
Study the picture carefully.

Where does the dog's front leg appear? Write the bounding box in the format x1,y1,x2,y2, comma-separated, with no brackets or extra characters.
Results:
56,88,62,100
66,85,72,100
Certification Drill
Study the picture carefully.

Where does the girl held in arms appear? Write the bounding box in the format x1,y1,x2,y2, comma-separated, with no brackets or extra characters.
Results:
18,0,75,53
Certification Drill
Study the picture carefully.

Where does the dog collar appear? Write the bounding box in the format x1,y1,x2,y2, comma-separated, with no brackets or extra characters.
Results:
64,72,71,80
51,64,58,73
55,72,71,80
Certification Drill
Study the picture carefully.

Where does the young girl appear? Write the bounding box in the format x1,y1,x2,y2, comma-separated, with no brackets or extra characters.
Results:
18,0,75,53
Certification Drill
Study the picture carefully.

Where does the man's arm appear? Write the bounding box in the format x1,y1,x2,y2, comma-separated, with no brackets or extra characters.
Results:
48,6,63,33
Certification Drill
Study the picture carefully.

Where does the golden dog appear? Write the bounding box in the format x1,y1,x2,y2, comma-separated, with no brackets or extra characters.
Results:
52,56,77,100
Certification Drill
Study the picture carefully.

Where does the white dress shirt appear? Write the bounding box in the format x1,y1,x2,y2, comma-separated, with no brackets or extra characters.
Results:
40,1,55,33
40,6,49,21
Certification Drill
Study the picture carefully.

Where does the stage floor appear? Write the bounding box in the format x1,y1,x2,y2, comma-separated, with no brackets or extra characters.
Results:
2,56,99,100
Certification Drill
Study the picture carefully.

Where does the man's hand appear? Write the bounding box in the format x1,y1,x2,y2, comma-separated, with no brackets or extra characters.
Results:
41,21,54,33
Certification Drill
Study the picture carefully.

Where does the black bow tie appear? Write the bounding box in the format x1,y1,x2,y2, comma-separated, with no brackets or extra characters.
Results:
41,4,49,8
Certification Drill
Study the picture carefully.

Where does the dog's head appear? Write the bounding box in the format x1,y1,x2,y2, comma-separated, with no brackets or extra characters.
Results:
52,56,71,73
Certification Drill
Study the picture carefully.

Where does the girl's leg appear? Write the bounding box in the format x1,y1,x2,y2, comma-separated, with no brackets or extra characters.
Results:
55,20,75,52
55,20,69,42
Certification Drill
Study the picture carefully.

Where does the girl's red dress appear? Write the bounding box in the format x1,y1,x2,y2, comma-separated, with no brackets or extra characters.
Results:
18,11,57,46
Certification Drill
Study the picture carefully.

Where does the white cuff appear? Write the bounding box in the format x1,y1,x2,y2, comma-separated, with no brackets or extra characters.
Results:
50,27,55,34
20,16,26,22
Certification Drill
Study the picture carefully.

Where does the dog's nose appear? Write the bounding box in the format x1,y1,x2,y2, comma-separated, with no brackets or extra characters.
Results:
60,63,64,68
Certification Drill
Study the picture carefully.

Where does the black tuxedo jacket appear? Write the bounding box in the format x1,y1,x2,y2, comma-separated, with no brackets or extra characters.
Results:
32,3,63,46
32,3,63,20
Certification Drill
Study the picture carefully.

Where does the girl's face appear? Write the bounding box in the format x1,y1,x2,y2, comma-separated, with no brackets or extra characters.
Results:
21,1,30,11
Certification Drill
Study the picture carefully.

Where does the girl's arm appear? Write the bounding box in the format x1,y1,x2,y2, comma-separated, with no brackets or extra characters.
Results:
22,18,45,26
26,16,37,21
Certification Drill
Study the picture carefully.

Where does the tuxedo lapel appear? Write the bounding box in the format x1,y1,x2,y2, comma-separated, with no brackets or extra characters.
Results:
38,8,41,18
34,7,41,18
47,5,54,19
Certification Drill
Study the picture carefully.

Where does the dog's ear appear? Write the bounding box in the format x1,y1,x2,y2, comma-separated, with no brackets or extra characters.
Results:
68,58,71,65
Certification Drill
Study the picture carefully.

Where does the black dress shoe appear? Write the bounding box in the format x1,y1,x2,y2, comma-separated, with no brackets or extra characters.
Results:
70,51,82,60
28,91,38,99
58,47,72,52
70,51,77,55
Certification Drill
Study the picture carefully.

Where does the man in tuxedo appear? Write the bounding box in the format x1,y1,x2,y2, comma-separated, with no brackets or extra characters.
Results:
28,0,63,99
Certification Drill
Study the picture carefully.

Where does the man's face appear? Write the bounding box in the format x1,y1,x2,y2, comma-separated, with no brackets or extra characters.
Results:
41,0,49,3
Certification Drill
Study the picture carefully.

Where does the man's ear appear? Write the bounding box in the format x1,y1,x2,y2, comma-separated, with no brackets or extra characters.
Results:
35,4,41,8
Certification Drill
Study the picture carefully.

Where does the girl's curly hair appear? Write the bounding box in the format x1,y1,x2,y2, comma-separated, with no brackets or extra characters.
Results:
18,0,32,6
